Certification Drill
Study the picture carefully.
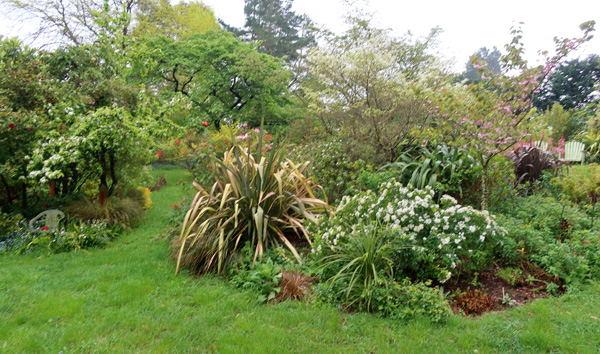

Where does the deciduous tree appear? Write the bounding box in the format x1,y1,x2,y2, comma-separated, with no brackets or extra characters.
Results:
303,17,447,163
424,22,595,209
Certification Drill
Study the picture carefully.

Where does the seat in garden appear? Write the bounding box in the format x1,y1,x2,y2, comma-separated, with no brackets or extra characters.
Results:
563,141,586,165
534,141,548,151
29,209,65,230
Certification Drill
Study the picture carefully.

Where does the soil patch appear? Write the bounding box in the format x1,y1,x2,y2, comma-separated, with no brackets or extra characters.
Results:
446,266,552,315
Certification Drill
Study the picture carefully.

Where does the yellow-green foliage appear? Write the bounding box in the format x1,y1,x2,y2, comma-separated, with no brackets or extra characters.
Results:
553,164,600,204
540,103,572,141
132,0,219,39
137,187,152,209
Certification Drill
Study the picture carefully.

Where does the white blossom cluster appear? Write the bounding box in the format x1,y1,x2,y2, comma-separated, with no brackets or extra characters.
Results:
310,181,507,282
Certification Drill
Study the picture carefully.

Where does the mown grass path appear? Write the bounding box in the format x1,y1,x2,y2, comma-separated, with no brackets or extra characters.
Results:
1,168,599,353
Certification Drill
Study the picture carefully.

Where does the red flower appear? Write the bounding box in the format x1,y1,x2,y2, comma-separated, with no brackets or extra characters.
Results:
41,226,49,231
9,124,15,129
35,62,39,65
202,121,209,127
155,151,164,159
25,79,30,82
51,101,55,105
175,138,181,146
43,203,47,207
60,126,65,130
14,74,18,78
29,127,33,130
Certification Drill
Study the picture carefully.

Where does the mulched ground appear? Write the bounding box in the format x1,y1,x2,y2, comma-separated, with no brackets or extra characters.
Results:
445,266,557,315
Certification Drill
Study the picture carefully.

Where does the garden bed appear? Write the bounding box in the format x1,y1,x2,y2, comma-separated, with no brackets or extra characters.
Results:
446,267,550,315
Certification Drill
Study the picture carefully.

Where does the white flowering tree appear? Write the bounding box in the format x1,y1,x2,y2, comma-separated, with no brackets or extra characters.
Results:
27,105,156,204
303,17,448,163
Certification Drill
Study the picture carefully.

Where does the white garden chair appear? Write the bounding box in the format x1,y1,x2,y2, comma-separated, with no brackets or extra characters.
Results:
562,141,586,165
534,141,549,151
29,209,65,230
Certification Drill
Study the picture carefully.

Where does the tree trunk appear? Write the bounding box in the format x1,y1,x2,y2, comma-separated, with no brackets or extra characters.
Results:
481,166,488,211
21,182,27,209
98,146,110,204
0,174,13,205
49,179,56,198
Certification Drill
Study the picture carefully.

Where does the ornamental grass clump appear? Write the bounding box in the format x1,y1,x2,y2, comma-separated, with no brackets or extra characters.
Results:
174,129,331,275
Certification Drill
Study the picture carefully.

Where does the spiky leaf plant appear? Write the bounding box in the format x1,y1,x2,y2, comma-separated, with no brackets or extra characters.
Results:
507,146,566,185
174,129,331,275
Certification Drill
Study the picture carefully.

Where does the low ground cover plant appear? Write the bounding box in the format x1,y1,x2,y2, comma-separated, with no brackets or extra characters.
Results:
497,195,600,290
0,212,117,254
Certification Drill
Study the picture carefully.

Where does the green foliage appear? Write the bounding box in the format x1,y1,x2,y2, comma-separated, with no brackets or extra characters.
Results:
553,164,600,204
384,145,480,202
0,216,116,254
578,127,600,162
303,17,446,162
366,278,452,323
422,22,595,209
537,103,577,141
497,267,524,286
290,139,373,203
174,129,331,275
0,37,53,209
224,0,315,63
4,168,600,353
462,46,502,81
535,54,600,112
318,223,395,310
136,30,293,128
230,257,282,303
498,195,600,288
132,0,219,39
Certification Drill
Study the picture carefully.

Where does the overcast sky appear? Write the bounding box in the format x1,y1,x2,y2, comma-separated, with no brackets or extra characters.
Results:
1,0,599,72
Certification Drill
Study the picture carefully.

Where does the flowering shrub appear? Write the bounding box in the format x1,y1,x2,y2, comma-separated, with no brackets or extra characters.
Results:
310,181,507,282
166,123,272,186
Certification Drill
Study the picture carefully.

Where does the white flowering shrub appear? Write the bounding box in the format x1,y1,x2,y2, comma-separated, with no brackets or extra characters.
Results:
310,181,507,282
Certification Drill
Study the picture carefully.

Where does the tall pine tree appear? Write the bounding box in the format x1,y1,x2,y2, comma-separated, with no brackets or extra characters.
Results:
221,0,314,63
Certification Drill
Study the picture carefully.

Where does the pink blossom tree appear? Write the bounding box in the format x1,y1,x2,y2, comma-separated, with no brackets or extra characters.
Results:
424,21,595,210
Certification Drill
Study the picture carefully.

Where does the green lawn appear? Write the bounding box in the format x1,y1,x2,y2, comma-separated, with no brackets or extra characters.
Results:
1,168,599,353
